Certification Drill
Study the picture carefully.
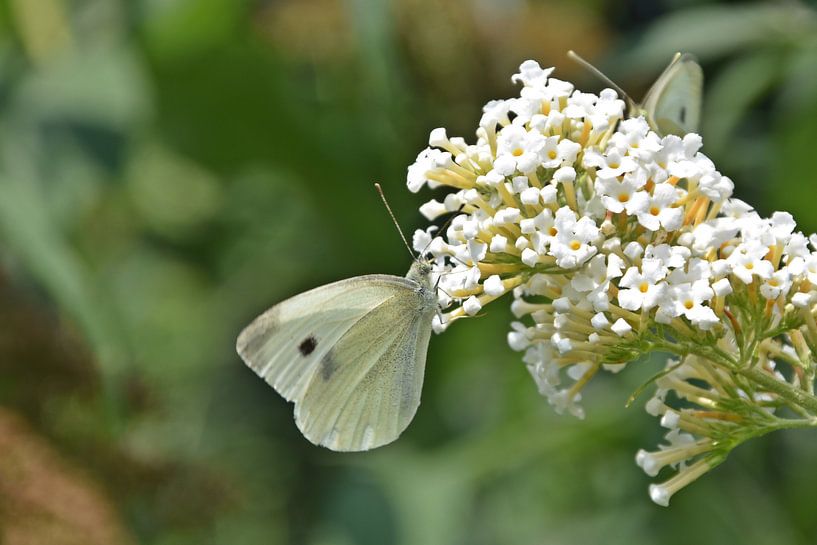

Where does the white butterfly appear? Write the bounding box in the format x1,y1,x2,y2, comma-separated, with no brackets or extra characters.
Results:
236,259,438,452
568,50,703,136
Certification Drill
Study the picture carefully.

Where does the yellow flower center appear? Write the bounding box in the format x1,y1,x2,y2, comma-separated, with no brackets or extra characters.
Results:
684,299,694,310
512,148,524,157
569,240,581,251
639,282,649,293
548,150,558,160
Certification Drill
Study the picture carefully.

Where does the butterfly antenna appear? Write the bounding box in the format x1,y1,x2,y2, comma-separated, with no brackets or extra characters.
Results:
567,50,636,111
374,183,417,261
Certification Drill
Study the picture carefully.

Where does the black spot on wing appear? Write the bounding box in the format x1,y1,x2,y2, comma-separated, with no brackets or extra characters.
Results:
320,350,338,380
679,106,687,124
299,336,317,356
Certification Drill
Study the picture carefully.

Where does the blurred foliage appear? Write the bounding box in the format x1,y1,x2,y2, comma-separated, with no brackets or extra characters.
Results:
0,408,134,545
0,0,817,544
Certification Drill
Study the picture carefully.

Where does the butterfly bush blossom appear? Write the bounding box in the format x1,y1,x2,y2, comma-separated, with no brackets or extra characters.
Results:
408,60,817,506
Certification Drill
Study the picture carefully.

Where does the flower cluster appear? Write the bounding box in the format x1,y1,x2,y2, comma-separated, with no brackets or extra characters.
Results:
407,60,817,506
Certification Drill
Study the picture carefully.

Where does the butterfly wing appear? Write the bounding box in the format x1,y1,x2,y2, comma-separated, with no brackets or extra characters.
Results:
236,274,435,451
641,53,703,136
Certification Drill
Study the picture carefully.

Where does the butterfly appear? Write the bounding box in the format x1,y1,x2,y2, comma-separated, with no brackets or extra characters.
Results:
568,50,703,136
236,187,438,452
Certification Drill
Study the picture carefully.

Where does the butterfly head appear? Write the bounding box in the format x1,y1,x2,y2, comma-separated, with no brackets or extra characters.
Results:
406,259,433,286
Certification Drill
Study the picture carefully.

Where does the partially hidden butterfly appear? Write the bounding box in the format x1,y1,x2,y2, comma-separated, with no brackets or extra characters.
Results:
236,186,438,452
568,50,703,136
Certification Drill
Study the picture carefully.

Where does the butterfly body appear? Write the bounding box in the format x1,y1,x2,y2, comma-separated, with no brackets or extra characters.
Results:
236,261,437,451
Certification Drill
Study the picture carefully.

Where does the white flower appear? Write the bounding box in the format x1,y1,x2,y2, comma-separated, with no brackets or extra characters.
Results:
553,166,577,185
802,253,817,285
617,261,668,311
628,183,682,232
520,187,541,206
407,148,453,192
562,90,598,119
698,169,734,201
568,254,623,311
594,88,626,118
771,211,796,241
490,234,509,253
792,292,814,308
727,242,774,284
511,60,554,89
539,137,581,169
548,207,599,269
428,127,449,148
484,275,505,296
463,296,482,316
520,248,538,266
551,332,573,354
419,199,447,220
480,99,511,130
412,227,435,254
667,258,711,285
645,244,691,269
611,318,633,336
597,169,647,214
468,240,488,262
624,241,644,260
760,269,791,300
670,281,718,329
609,117,654,155
570,254,609,290
711,278,733,297
689,218,740,255
584,148,637,178
785,233,810,258
495,207,521,225
591,312,610,329
508,321,531,351
549,388,585,418
540,184,558,204
496,125,547,174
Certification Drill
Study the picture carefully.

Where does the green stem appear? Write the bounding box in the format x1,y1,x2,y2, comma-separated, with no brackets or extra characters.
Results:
763,417,817,432
740,367,817,415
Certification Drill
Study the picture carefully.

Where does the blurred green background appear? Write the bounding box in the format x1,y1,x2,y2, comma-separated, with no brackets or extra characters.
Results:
2,0,817,544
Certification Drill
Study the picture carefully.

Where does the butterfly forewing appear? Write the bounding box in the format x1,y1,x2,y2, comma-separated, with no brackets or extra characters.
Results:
236,272,436,451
